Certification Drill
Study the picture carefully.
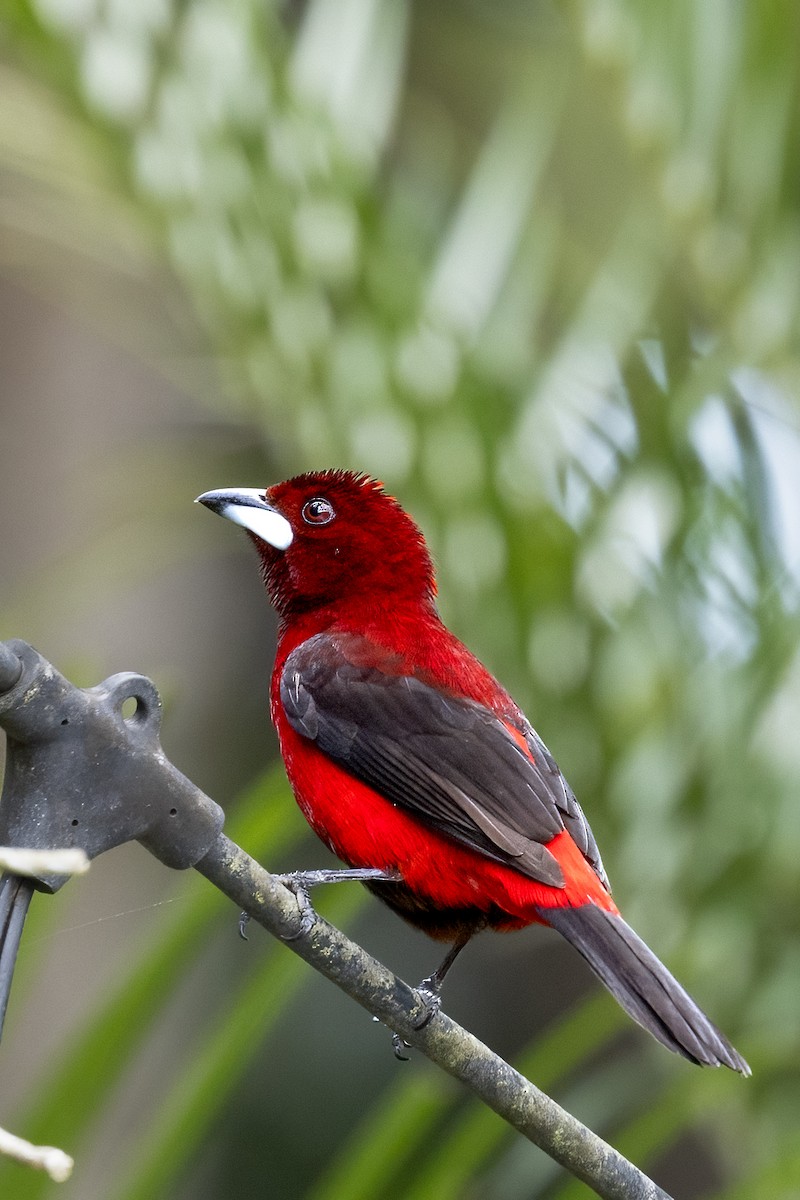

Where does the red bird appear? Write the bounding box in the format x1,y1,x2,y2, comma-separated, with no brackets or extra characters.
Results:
198,470,749,1073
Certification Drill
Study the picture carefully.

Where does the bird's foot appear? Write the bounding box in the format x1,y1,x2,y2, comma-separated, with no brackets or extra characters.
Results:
411,935,469,1027
413,975,443,1029
379,975,441,1061
274,872,318,940
273,867,403,941
238,911,250,940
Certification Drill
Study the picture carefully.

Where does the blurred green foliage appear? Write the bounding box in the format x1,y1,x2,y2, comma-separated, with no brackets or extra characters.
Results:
1,0,800,1197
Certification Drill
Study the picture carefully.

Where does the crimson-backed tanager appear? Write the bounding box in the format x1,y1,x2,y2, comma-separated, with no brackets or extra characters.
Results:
198,469,749,1073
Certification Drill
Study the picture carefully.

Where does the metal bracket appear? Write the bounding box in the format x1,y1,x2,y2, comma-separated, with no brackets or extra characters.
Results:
0,640,225,888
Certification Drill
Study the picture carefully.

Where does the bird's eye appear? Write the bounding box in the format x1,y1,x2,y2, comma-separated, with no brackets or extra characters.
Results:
302,497,335,526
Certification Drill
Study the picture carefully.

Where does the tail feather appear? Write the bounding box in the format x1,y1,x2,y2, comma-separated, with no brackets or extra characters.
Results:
540,903,750,1075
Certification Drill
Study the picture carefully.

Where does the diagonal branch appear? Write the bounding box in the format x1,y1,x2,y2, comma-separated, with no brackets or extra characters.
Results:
196,833,673,1200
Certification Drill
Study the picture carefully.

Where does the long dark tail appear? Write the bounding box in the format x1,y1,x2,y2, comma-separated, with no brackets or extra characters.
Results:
539,903,750,1075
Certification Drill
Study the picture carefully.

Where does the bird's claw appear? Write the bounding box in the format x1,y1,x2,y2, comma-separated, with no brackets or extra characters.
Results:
413,977,442,1029
238,911,250,940
392,1032,412,1061
275,872,317,940
381,975,442,1059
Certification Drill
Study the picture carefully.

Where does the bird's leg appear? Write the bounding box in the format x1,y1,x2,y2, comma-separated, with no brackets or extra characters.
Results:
276,867,403,891
413,934,471,1028
387,937,470,1060
248,867,403,941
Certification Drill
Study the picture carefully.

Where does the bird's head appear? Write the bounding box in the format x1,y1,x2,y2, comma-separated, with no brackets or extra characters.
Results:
197,470,436,619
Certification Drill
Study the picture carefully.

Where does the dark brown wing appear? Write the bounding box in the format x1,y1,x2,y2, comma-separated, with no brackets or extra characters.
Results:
280,632,606,890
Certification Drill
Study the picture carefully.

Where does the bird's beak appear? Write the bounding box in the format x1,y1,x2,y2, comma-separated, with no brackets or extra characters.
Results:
195,488,294,549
